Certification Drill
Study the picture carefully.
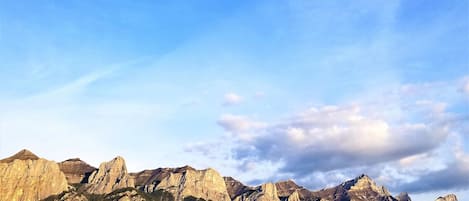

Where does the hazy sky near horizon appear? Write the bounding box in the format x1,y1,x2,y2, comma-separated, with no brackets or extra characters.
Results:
0,1,468,201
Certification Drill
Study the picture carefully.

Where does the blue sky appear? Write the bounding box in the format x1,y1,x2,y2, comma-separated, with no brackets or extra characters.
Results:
0,1,468,201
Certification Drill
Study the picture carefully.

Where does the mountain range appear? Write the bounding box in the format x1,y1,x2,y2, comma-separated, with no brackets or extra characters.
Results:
0,149,458,201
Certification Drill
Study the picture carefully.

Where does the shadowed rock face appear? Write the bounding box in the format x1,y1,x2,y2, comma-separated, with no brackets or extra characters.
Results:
436,194,458,201
86,156,135,194
234,183,281,201
312,174,397,201
224,176,253,199
0,150,69,201
58,158,97,184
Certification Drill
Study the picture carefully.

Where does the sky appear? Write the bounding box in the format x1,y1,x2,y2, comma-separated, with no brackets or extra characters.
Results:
0,1,468,201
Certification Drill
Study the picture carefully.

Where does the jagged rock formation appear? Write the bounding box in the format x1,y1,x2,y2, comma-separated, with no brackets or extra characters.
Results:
86,156,135,194
0,149,69,201
142,167,231,201
312,174,397,201
275,180,316,201
58,158,97,184
224,176,253,199
436,194,458,201
234,183,281,201
396,192,411,201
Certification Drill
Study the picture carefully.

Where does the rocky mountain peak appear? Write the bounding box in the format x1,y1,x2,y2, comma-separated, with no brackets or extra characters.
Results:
85,156,135,194
275,180,301,196
0,149,39,163
349,174,389,195
58,158,97,184
0,149,68,201
436,194,458,201
312,174,395,201
224,176,251,199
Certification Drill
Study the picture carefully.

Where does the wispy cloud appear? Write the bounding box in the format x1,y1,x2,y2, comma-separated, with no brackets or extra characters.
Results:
223,92,243,106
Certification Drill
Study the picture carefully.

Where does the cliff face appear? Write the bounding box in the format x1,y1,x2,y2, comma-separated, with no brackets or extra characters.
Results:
0,149,69,201
85,156,135,194
146,167,231,201
58,158,97,184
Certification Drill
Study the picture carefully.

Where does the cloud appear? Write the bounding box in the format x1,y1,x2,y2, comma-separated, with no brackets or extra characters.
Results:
463,78,469,96
223,93,243,106
225,101,455,177
399,150,469,193
217,114,266,136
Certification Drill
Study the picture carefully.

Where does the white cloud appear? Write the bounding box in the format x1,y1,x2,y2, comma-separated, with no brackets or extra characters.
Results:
223,93,243,106
217,114,266,141
222,96,456,178
399,149,469,193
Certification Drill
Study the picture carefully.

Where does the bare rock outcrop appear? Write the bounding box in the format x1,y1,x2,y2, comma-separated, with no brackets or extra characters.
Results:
436,194,458,201
85,156,135,194
396,192,411,201
312,174,397,201
234,183,281,201
224,176,253,199
58,158,97,184
143,167,231,201
0,149,68,201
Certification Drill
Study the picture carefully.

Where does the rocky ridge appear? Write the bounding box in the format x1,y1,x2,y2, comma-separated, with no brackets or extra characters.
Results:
312,174,398,201
0,149,460,201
